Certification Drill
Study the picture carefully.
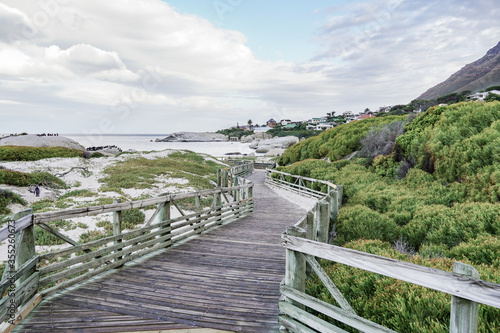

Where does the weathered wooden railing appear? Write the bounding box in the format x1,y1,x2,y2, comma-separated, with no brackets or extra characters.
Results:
269,170,500,333
0,163,254,330
226,159,276,170
265,169,340,199
221,160,254,178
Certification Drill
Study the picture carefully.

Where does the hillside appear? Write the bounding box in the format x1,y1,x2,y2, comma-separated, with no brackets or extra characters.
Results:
276,102,500,331
278,115,407,165
418,41,500,100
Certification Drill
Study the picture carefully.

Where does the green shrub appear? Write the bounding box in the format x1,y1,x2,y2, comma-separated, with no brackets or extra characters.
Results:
122,209,145,230
59,190,95,199
49,219,77,231
0,189,26,214
0,145,83,161
30,199,54,212
335,205,399,244
278,116,407,165
372,154,401,178
403,204,489,250
395,101,500,184
99,151,220,192
0,169,66,188
79,229,112,243
175,196,213,211
96,220,113,231
35,227,65,245
89,152,106,158
446,234,500,266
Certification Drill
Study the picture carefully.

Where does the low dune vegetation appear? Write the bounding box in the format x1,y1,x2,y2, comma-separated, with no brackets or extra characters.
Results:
277,101,500,332
0,146,84,161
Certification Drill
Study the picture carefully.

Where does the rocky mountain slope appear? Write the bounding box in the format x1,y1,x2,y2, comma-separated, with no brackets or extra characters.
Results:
418,41,500,100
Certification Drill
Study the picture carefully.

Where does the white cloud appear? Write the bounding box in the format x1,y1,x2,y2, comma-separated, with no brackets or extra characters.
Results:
0,3,34,43
0,0,499,134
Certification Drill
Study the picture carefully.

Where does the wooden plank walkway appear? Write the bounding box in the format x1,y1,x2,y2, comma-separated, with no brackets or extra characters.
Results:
13,170,307,333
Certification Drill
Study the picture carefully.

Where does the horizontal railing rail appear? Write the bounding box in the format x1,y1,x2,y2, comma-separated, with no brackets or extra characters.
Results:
265,169,338,199
0,162,255,330
272,168,500,333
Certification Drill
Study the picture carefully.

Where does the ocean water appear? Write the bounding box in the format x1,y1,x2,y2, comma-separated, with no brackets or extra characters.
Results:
64,134,256,157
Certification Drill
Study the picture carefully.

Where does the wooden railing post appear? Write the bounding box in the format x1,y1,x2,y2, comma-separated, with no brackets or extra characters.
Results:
316,201,330,244
112,200,122,262
216,169,221,187
235,177,240,201
284,226,306,309
336,185,343,209
158,200,172,244
13,209,36,286
329,190,339,222
195,194,202,234
216,189,223,225
450,262,479,333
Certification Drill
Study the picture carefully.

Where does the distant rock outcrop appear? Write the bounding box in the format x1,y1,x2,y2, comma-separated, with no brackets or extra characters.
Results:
418,41,500,100
240,132,273,143
155,132,228,142
0,135,85,151
252,136,299,153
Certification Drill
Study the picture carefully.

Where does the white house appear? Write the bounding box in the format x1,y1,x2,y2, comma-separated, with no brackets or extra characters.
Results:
315,124,333,130
466,90,500,101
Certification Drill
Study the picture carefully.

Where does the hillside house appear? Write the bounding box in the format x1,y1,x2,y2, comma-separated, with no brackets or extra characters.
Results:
357,114,376,120
267,118,277,128
466,90,500,101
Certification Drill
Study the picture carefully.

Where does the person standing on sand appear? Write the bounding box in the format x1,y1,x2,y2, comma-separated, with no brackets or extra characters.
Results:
34,185,40,197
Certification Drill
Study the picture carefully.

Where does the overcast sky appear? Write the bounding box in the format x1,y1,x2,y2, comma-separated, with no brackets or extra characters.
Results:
1,0,499,134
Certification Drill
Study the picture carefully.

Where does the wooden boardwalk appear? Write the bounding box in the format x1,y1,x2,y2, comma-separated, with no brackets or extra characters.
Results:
13,170,307,333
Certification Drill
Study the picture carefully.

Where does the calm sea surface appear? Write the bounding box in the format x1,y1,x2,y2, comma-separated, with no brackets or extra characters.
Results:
64,134,255,157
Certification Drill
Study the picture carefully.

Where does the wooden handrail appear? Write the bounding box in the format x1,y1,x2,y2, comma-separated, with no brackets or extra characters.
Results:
0,164,255,327
278,170,500,333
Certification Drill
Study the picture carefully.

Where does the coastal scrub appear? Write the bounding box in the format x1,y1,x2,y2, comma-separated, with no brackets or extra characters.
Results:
0,146,83,161
99,150,221,192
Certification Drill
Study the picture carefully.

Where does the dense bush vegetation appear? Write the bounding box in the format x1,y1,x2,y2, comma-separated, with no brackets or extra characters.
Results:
278,116,406,165
0,146,83,161
216,127,253,139
266,125,322,139
0,169,67,188
277,101,500,331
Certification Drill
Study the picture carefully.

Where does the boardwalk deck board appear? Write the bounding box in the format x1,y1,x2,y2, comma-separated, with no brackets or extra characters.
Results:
14,170,306,333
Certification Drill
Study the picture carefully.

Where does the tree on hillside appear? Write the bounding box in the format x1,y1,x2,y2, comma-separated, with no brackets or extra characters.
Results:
247,119,253,129
485,85,500,91
485,93,500,102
